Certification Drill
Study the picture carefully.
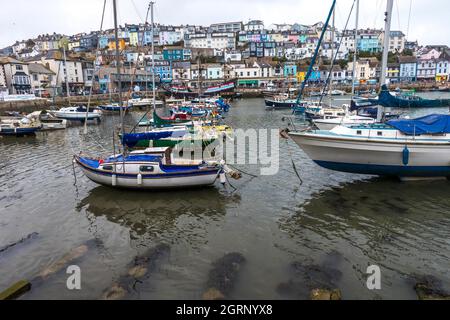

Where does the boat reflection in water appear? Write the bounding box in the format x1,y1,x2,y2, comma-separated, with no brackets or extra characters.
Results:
279,178,450,299
77,186,240,241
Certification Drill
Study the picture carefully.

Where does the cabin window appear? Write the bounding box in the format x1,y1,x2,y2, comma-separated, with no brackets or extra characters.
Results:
356,130,362,135
377,131,383,136
102,165,113,171
140,166,154,172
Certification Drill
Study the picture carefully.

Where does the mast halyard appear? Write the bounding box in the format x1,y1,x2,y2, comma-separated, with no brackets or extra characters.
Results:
377,0,394,122
150,1,156,115
113,0,124,137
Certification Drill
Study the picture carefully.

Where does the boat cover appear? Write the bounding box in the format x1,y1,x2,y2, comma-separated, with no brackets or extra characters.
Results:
122,131,174,148
106,154,162,163
387,114,450,135
370,85,450,108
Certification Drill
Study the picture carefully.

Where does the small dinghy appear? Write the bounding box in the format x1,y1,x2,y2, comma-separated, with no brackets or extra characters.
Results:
0,117,42,136
50,106,102,122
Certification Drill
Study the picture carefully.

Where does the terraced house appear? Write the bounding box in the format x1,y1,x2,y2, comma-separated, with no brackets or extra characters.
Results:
0,56,31,94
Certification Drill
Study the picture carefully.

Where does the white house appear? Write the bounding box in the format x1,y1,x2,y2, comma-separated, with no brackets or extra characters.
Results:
255,62,274,78
206,65,224,80
30,51,84,94
185,32,236,50
435,51,450,82
159,30,183,45
378,31,405,53
337,30,356,53
398,56,417,82
234,62,261,78
28,62,57,95
244,20,264,32
0,56,32,94
172,61,191,81
417,59,436,81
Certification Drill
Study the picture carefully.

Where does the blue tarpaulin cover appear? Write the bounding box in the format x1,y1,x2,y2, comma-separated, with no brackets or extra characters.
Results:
387,114,450,135
122,131,174,148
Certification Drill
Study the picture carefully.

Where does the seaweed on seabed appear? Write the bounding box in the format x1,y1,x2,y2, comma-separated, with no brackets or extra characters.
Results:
102,244,171,300
202,252,246,300
277,251,343,300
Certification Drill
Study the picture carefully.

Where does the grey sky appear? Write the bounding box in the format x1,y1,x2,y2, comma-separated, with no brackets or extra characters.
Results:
0,0,448,48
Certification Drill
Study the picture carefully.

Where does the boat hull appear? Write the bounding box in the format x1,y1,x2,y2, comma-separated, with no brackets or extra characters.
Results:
0,126,41,136
289,132,450,178
265,100,297,109
76,159,220,189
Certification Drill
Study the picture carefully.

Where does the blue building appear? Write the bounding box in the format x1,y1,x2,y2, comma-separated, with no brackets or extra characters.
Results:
163,47,191,61
98,36,109,49
284,63,297,77
152,60,172,83
358,31,381,53
80,34,98,50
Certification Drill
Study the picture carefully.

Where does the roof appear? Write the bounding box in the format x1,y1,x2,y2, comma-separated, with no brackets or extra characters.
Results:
398,56,417,64
28,63,55,75
0,56,27,65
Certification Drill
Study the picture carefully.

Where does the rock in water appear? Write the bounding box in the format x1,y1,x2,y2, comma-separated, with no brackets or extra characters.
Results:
414,275,450,300
202,288,225,300
38,244,89,279
310,289,342,300
204,252,246,299
102,283,128,300
101,243,171,300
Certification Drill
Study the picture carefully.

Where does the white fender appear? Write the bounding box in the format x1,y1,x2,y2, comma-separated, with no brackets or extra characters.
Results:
112,174,117,186
137,174,143,185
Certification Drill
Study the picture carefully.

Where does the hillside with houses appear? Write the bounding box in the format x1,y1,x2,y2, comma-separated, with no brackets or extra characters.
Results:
1,20,449,98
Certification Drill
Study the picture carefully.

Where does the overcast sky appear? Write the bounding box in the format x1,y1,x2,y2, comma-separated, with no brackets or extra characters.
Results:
0,0,448,48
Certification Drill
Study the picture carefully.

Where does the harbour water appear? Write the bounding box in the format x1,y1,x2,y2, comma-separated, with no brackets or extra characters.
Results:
1,94,450,299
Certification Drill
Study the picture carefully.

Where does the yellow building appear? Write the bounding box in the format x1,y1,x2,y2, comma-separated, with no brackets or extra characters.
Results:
108,39,126,51
296,71,306,83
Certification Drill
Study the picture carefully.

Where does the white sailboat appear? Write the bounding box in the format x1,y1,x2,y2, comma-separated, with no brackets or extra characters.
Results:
289,0,450,180
75,1,224,189
310,0,375,130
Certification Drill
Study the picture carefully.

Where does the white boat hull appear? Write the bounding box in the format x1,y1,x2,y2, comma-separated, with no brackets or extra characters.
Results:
313,117,375,131
79,167,218,189
289,131,450,178
41,119,68,131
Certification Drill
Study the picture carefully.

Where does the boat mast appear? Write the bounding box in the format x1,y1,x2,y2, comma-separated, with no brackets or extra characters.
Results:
150,1,156,114
377,0,394,122
329,6,335,105
62,45,71,101
296,0,337,105
350,0,359,98
113,0,124,136
198,57,201,98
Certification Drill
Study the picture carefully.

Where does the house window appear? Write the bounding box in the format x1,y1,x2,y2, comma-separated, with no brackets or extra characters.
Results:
33,74,38,81
16,65,23,71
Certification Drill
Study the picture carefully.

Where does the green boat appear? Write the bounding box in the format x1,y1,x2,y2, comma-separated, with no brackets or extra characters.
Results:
132,137,217,149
